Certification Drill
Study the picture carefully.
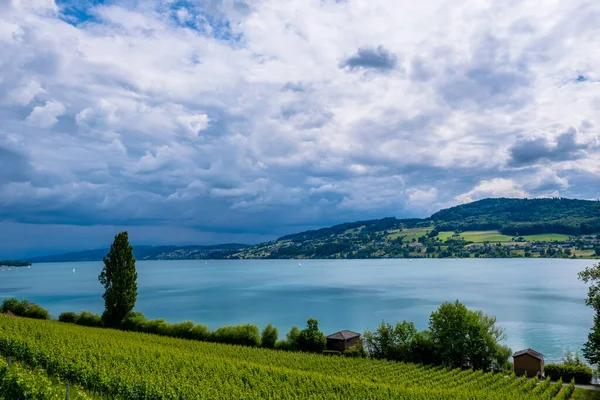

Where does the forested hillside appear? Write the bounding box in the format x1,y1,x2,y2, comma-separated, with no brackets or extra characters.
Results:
431,198,600,235
231,198,600,259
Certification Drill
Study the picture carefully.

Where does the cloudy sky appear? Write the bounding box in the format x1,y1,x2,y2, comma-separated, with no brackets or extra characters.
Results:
1,0,599,257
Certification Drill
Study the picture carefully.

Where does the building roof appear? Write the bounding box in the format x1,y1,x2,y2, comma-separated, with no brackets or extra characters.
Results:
513,348,544,361
326,330,361,340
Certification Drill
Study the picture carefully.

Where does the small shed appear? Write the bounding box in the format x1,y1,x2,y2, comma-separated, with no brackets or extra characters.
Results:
326,330,361,352
513,348,544,377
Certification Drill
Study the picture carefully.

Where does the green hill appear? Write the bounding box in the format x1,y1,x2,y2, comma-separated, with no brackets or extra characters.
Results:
232,198,600,259
431,198,600,235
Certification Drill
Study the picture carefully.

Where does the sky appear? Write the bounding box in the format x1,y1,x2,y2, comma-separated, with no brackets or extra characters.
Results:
1,0,599,257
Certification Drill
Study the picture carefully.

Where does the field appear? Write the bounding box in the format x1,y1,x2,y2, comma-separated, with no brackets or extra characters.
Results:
436,231,573,243
0,315,571,399
385,227,432,242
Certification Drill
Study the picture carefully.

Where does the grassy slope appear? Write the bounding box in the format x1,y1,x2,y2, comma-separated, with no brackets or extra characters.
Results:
437,231,574,243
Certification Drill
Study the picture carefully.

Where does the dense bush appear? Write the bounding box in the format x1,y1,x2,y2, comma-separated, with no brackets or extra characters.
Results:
189,323,210,341
58,311,78,323
544,363,592,384
261,324,278,348
23,304,50,320
297,318,326,353
75,311,103,327
344,341,367,358
211,324,261,347
169,321,195,339
0,298,49,320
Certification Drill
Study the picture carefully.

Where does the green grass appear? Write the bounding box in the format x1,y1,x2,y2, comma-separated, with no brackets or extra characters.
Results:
386,228,431,242
572,388,600,399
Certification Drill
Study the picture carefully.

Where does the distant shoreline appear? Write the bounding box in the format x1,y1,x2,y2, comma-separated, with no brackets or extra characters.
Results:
21,256,599,264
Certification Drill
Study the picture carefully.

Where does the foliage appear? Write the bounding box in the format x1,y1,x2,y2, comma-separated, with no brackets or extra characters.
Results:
211,324,262,347
544,364,593,384
0,315,566,399
562,350,588,367
297,318,327,353
58,311,78,323
0,360,91,399
363,320,418,361
578,262,600,364
431,198,600,235
75,311,103,327
0,298,49,320
429,300,509,371
0,260,31,267
558,379,576,400
99,231,138,327
261,324,278,348
343,340,367,358
283,325,301,350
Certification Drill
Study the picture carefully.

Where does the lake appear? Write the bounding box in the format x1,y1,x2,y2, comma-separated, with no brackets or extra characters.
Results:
0,258,593,363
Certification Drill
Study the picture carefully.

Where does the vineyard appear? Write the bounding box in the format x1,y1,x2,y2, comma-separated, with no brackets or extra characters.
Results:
0,315,572,399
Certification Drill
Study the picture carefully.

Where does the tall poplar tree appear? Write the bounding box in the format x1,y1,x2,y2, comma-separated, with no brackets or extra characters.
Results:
99,231,138,327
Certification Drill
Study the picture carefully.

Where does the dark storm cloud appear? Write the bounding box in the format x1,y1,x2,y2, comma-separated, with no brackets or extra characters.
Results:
340,45,398,71
0,146,31,184
508,128,589,166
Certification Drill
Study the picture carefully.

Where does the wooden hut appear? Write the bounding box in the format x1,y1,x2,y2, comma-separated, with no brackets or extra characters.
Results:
513,348,544,377
326,330,361,352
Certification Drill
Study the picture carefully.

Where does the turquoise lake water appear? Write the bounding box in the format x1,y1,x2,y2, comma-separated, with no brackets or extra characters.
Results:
0,258,593,363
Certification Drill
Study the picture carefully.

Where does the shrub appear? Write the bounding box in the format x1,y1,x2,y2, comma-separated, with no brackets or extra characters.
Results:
143,318,171,336
121,311,147,332
544,363,592,384
261,324,278,349
1,298,27,315
58,312,78,323
169,321,195,339
0,298,49,320
274,340,293,351
344,341,367,358
190,324,210,341
23,304,49,320
76,311,103,327
211,324,261,347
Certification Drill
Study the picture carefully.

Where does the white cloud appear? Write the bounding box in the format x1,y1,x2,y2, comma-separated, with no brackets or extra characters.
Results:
25,100,65,128
176,113,210,137
7,80,45,105
1,0,600,246
456,178,530,204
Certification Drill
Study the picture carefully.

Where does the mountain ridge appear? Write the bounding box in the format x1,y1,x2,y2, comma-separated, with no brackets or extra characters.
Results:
23,197,600,262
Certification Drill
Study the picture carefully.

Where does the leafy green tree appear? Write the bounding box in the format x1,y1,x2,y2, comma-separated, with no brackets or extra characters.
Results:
297,318,326,353
99,232,138,327
595,246,600,257
261,324,278,349
363,320,417,361
578,263,600,364
428,300,508,370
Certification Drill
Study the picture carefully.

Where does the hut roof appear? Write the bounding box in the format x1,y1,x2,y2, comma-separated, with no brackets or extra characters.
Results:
326,330,361,341
512,348,544,361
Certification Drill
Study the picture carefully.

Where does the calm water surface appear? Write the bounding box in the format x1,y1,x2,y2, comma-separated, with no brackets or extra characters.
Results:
0,258,592,363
